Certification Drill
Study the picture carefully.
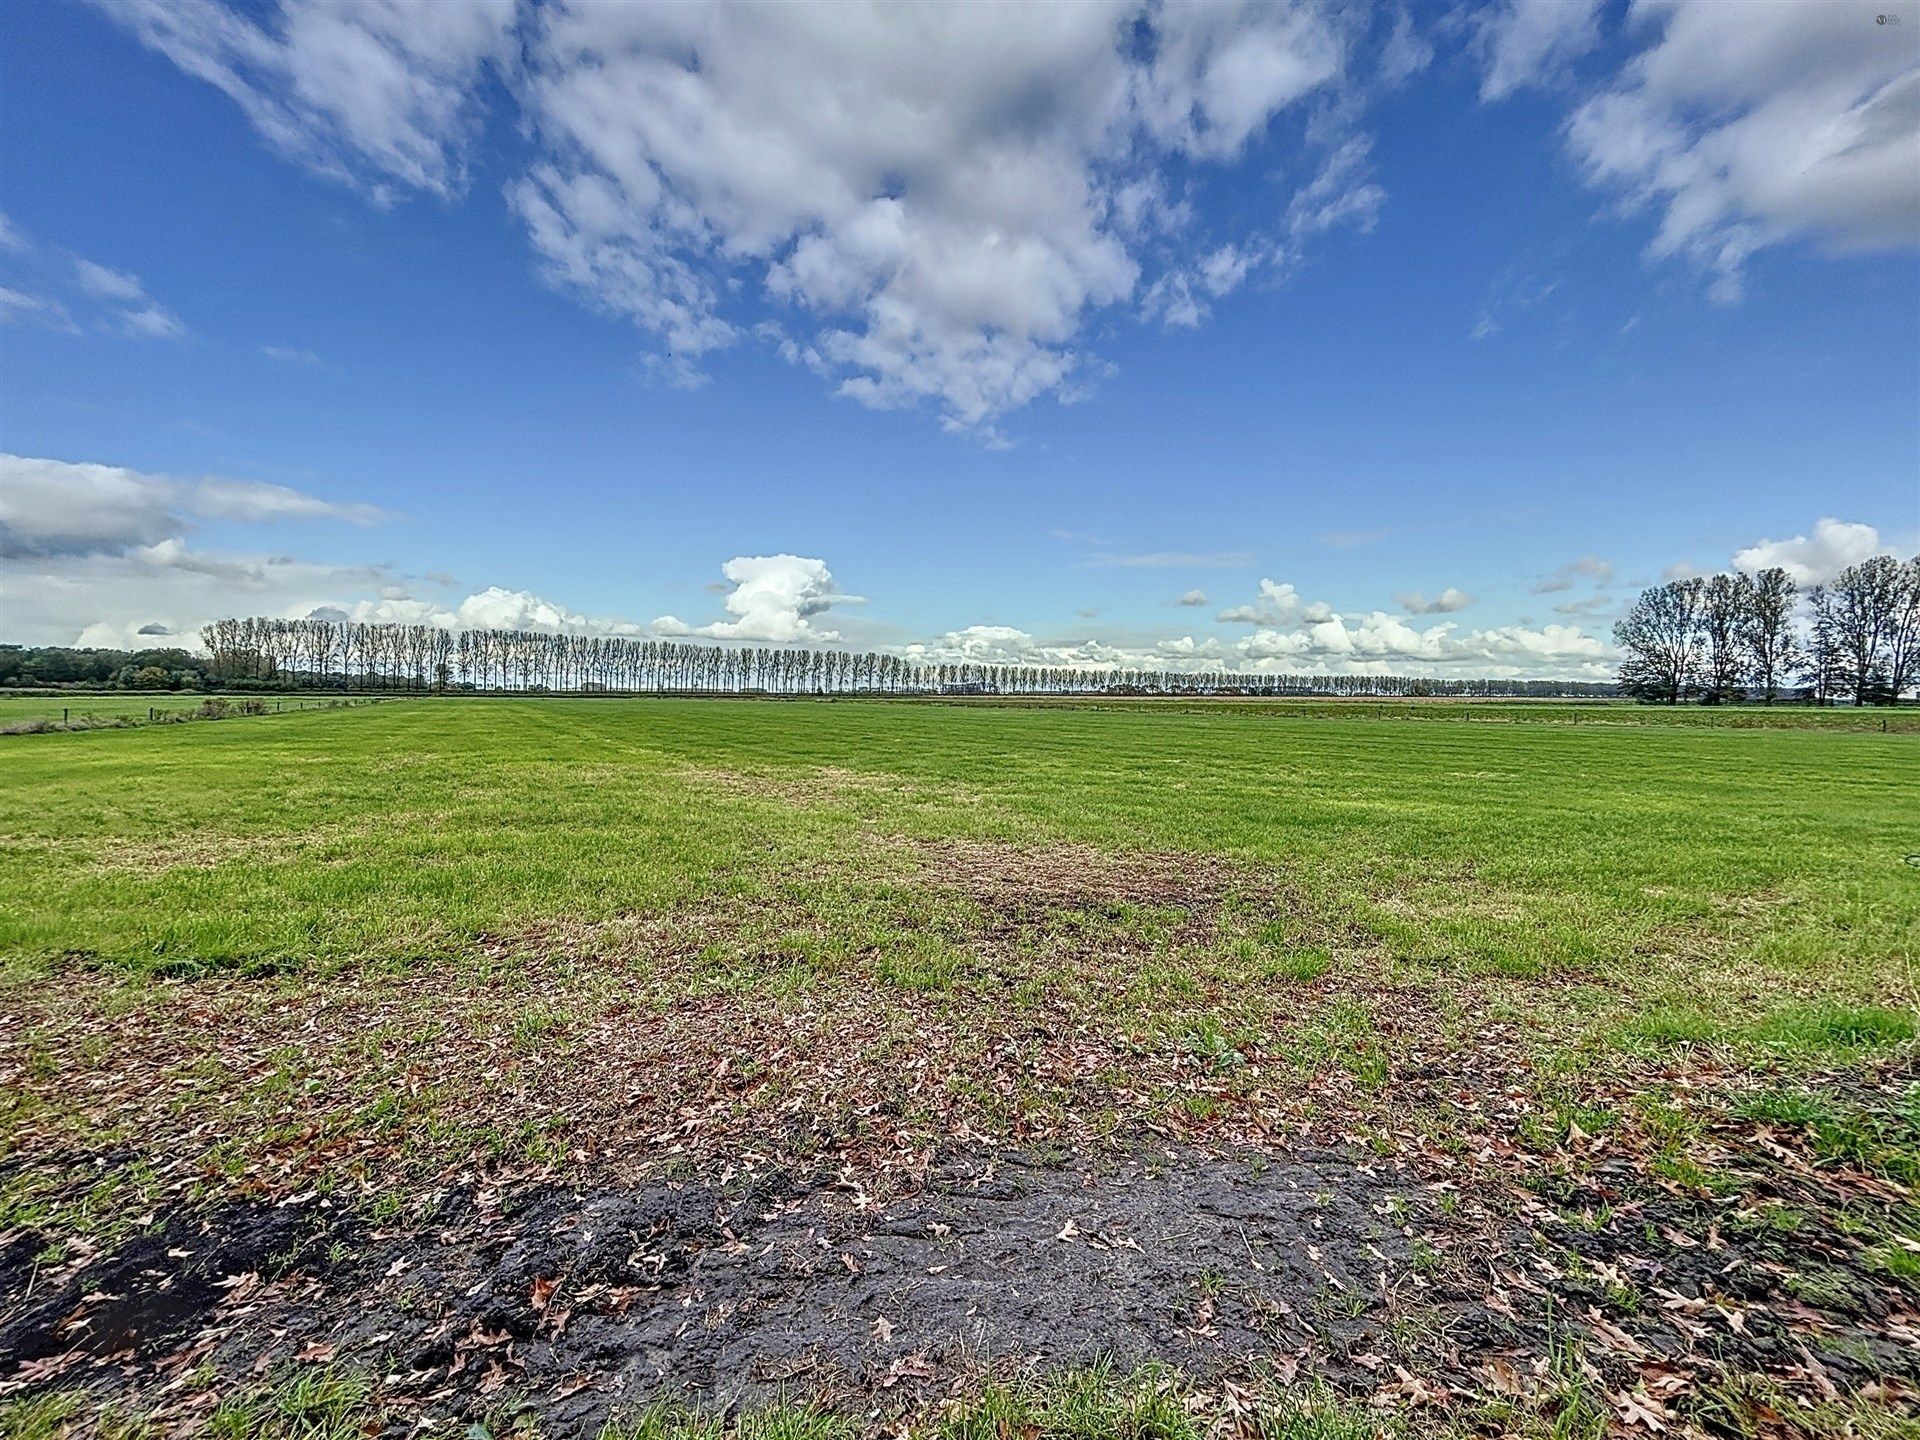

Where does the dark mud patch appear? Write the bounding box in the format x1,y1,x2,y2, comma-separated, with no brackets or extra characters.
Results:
1,1198,351,1371
6,1140,1914,1432
2,1146,1426,1425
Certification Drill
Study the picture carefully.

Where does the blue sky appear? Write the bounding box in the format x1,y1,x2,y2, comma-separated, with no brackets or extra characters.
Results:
2,0,1915,676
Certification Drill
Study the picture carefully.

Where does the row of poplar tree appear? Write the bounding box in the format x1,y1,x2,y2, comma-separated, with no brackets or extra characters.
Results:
1613,555,1920,705
195,616,1613,698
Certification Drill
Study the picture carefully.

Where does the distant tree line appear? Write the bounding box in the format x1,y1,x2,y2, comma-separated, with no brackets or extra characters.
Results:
1614,556,1920,705
173,617,1618,698
0,644,211,691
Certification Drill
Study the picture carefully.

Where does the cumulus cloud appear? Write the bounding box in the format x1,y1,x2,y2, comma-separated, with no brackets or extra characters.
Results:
1175,588,1210,607
908,624,1230,671
1475,0,1603,101
513,2,1371,429
1395,587,1474,614
337,585,651,637
653,554,860,643
1731,516,1894,585
1565,0,1920,300
0,454,390,559
103,0,1377,433
1204,574,1608,677
1529,555,1613,594
1239,610,1604,668
1218,578,1306,625
90,0,517,202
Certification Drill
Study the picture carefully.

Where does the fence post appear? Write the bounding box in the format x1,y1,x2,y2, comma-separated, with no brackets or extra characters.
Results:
149,707,156,721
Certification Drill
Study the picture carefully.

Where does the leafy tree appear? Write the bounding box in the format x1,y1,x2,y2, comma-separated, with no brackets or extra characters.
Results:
1699,573,1749,703
1738,566,1799,704
1614,578,1705,704
1885,556,1920,704
1827,556,1903,705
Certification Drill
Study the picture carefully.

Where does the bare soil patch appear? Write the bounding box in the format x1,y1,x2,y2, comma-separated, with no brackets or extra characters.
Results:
897,835,1248,915
5,1126,1916,1434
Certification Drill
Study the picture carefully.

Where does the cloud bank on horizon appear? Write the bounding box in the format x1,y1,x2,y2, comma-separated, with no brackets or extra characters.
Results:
6,453,1908,681
80,0,1920,434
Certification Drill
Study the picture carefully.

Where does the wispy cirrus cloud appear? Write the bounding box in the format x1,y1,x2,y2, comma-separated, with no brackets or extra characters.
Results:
1081,550,1256,570
0,214,186,339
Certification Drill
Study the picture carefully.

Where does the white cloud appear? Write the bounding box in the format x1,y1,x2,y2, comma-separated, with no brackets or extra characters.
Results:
1731,516,1893,585
1218,578,1304,625
653,554,859,643
262,345,322,365
1476,0,1604,101
191,476,388,526
7,452,1621,682
72,258,146,302
29,544,399,651
1395,587,1474,614
104,0,1373,433
335,585,650,637
119,303,187,340
0,217,184,339
1283,134,1385,243
1552,594,1615,617
511,1,1366,430
1240,609,1605,673
1529,555,1613,593
91,0,517,202
1469,272,1562,342
0,455,645,649
0,286,79,333
0,453,390,559
1208,574,1608,677
69,258,185,338
1566,0,1920,300
1377,9,1434,87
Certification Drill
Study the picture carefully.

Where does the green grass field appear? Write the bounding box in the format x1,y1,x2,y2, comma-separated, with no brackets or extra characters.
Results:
2,698,1916,1436
5,697,1914,983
